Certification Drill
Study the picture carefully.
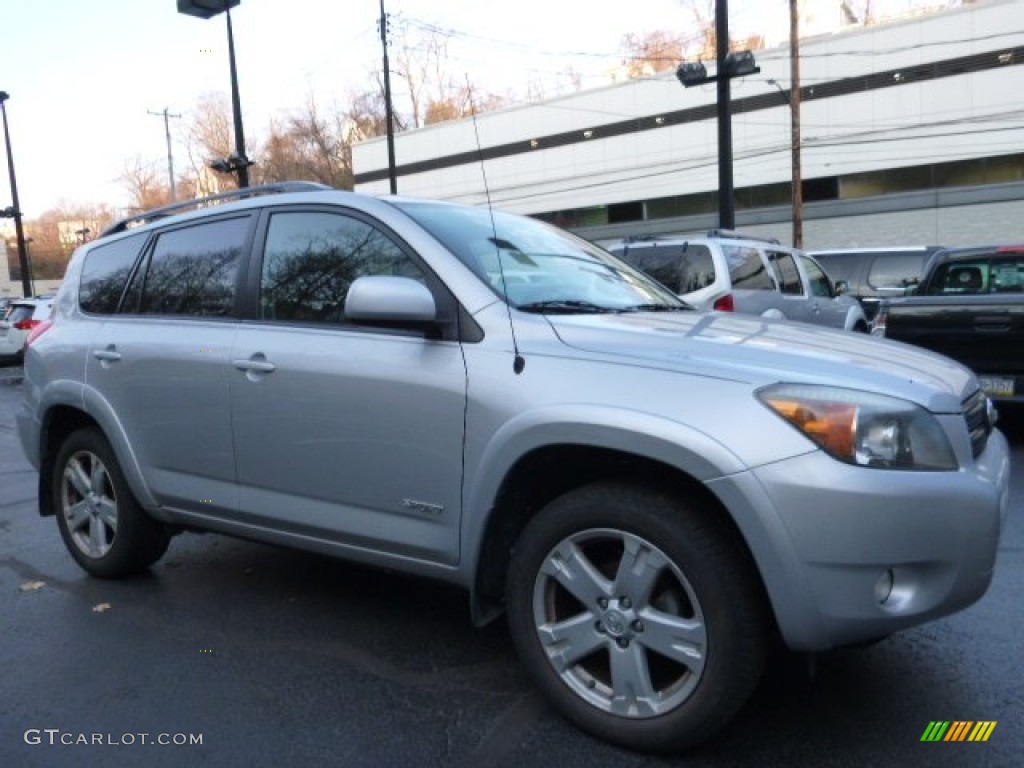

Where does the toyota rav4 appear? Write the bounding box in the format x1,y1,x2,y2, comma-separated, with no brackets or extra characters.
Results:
17,183,1009,753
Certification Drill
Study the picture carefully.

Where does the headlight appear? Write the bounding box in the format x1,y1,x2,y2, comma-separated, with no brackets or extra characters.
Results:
757,384,957,471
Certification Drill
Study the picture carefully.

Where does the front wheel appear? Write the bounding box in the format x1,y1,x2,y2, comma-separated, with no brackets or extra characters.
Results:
52,428,170,578
506,482,767,753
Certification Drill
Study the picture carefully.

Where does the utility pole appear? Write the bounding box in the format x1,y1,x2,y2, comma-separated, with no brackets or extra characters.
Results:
148,107,182,202
790,0,803,248
379,0,398,193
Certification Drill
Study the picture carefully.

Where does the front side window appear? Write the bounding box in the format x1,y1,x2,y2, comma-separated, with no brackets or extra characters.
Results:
725,246,775,291
79,233,147,314
800,255,833,298
136,217,249,316
768,251,804,296
260,211,424,324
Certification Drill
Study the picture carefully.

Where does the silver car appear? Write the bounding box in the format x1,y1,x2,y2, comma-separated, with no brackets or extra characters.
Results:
608,233,869,332
17,184,1009,753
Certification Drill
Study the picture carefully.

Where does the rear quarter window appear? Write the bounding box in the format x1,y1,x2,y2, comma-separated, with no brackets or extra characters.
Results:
867,254,926,290
622,245,715,294
78,233,148,314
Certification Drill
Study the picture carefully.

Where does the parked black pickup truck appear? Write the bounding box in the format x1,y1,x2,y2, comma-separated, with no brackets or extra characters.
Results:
873,244,1024,402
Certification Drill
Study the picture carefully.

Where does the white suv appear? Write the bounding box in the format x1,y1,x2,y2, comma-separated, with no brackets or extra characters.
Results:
0,297,54,363
608,231,868,332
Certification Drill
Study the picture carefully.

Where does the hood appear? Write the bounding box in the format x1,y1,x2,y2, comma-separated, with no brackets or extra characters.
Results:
545,311,975,412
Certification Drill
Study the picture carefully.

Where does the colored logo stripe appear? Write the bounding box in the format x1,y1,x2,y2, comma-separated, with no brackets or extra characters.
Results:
969,722,997,742
945,721,973,741
921,721,997,742
921,722,949,741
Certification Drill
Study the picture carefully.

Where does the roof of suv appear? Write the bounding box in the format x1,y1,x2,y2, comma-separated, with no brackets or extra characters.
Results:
615,229,784,249
99,181,334,238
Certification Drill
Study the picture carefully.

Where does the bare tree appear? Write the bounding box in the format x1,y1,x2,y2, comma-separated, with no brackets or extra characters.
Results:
184,93,237,192
257,97,352,189
620,30,688,76
16,204,116,280
120,156,173,212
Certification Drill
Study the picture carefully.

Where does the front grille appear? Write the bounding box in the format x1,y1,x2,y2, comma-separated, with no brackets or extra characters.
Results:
962,389,993,459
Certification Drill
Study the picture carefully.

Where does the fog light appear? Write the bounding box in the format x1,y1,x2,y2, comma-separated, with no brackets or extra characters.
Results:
874,569,895,604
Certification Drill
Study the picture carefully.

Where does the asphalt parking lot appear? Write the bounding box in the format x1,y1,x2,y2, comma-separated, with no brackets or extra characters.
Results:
0,364,1021,767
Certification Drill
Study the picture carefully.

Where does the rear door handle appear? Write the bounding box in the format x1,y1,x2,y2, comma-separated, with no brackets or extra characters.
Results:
232,357,276,374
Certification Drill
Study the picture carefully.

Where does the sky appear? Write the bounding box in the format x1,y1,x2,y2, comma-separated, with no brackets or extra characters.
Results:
0,0,794,216
0,0,934,217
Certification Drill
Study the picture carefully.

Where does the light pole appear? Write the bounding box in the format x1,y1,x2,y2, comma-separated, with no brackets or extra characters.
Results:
0,91,33,297
177,0,251,188
676,0,759,230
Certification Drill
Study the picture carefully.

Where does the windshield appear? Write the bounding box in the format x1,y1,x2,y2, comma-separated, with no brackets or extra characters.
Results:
392,201,686,313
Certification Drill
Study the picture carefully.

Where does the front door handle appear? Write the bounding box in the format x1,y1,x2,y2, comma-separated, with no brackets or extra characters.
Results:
92,347,122,363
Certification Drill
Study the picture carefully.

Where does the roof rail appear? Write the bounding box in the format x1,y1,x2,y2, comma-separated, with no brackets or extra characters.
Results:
621,234,671,244
100,181,332,238
706,228,781,245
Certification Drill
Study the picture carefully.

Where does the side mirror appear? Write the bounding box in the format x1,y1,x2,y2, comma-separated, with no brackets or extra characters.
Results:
345,276,437,326
834,280,849,296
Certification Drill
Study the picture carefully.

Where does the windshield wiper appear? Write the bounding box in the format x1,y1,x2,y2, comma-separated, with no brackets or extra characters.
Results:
516,300,621,314
621,302,694,312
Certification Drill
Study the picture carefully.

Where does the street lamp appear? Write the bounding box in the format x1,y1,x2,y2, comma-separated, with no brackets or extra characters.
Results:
177,0,250,188
676,0,760,230
0,91,33,297
24,236,36,295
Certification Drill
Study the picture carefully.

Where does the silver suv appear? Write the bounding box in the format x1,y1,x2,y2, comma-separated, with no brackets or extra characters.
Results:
17,184,1008,753
609,232,868,332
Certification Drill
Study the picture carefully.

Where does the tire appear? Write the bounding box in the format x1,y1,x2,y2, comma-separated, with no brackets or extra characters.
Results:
506,481,767,753
52,428,170,578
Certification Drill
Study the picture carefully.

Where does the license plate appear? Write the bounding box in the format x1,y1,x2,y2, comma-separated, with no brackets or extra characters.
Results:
979,376,1015,397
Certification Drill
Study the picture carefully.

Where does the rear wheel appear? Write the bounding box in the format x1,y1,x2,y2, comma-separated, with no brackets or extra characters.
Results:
53,428,170,578
506,481,767,753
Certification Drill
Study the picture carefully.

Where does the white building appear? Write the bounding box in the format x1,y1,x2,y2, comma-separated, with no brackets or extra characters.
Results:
353,0,1024,249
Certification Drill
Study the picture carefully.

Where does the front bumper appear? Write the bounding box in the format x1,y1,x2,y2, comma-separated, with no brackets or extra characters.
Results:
709,429,1010,651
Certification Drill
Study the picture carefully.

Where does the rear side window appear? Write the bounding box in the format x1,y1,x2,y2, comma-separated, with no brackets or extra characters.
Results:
259,211,424,325
867,254,926,290
767,251,804,295
724,246,774,291
78,233,147,314
133,216,250,316
5,304,33,324
622,245,715,294
989,257,1024,292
